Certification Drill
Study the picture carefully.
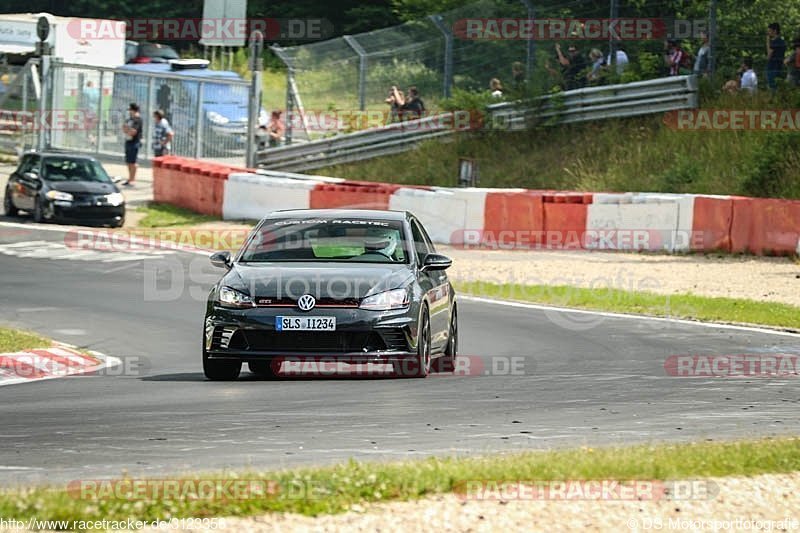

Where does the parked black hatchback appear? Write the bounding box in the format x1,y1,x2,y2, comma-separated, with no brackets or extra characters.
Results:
3,152,125,227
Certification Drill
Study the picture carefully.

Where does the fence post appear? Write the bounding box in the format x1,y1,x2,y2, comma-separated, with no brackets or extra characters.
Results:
708,0,717,76
95,70,104,155
195,81,204,159
38,55,50,151
521,0,535,79
429,15,453,98
145,76,154,161
608,0,619,70
343,35,368,111
247,30,264,168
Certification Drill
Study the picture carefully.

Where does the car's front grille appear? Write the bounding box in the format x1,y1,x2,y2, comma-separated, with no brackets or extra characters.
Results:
253,297,359,308
241,331,388,353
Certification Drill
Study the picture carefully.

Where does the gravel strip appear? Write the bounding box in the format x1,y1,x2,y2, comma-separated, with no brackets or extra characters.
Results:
441,246,800,307
143,472,800,532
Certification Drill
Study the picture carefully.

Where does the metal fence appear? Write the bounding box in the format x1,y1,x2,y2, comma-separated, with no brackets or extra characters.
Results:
0,59,252,164
0,60,41,157
257,75,699,173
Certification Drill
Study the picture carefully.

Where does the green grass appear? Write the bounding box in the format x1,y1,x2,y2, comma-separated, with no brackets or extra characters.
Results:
1,438,799,528
0,327,50,353
136,203,219,228
456,281,800,330
319,87,800,199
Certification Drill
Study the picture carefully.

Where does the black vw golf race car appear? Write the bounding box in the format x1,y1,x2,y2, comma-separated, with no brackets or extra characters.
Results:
203,209,458,380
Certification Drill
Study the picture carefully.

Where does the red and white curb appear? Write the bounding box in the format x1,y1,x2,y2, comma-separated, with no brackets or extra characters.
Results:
0,343,122,387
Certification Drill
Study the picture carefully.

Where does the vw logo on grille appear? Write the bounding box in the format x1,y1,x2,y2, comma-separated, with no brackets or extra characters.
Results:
297,294,316,311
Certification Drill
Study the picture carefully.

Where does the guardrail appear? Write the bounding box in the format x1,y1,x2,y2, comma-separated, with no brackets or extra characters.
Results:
488,75,699,130
257,75,699,173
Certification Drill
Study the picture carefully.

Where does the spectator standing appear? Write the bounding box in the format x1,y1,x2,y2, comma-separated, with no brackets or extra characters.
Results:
121,102,142,187
606,47,629,76
694,31,711,76
489,78,504,98
385,86,404,123
555,43,587,90
587,48,605,84
152,109,174,157
665,40,687,76
398,86,425,120
740,57,758,93
266,110,285,148
766,23,786,90
785,39,800,86
511,61,526,95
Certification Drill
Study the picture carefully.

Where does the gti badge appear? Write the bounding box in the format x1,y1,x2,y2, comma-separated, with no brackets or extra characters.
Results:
297,294,316,311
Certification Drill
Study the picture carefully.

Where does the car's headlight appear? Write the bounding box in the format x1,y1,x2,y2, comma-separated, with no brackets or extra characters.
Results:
218,286,254,308
105,192,124,206
207,111,229,125
46,190,73,202
360,288,410,311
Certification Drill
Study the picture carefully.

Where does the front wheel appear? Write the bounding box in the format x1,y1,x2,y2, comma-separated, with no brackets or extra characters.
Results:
3,189,18,217
394,308,431,378
434,307,458,373
203,347,241,381
32,197,44,223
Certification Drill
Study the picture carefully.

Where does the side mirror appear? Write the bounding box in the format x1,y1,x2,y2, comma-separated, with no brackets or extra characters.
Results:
210,250,232,269
112,176,124,184
421,253,452,272
23,171,39,181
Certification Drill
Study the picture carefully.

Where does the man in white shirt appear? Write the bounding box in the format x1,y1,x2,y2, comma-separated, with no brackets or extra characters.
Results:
740,57,758,93
606,48,629,75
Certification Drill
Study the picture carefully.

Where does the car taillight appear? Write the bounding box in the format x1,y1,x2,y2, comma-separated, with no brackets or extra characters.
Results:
132,57,151,63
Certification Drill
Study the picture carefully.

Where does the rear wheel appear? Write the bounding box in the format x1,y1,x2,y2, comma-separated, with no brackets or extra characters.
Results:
203,346,241,381
3,189,17,217
248,360,282,380
394,308,431,378
434,307,458,373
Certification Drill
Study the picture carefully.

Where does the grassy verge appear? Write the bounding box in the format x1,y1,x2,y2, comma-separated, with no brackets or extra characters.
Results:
1,438,799,526
456,281,800,330
135,203,220,228
0,327,50,353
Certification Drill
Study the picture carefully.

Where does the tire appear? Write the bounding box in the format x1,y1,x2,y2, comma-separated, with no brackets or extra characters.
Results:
248,359,282,379
434,307,458,373
203,346,241,381
3,189,17,217
394,307,431,378
32,196,44,223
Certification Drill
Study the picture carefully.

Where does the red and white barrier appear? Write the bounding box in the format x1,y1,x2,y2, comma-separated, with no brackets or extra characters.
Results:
0,346,120,387
152,156,800,256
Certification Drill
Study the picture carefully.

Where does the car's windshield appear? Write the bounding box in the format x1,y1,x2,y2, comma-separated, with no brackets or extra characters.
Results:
41,158,112,183
140,43,179,59
239,218,409,263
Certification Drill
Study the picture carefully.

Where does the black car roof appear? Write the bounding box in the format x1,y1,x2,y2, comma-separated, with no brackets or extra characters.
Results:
263,209,410,222
22,151,100,162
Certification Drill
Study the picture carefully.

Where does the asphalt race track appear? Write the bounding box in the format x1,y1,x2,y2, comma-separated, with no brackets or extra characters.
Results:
1,220,800,487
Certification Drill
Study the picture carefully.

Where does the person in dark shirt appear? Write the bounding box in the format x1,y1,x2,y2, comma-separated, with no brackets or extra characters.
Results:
556,43,587,90
766,22,786,90
121,102,142,187
398,86,426,120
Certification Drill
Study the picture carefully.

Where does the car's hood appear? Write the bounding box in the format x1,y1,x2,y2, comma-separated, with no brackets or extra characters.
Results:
49,181,118,195
221,262,414,300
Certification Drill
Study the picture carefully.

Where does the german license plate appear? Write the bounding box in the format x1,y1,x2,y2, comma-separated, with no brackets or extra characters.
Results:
276,316,336,331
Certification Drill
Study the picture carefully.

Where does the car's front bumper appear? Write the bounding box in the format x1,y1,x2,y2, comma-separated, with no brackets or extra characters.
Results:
50,201,125,225
204,305,419,363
